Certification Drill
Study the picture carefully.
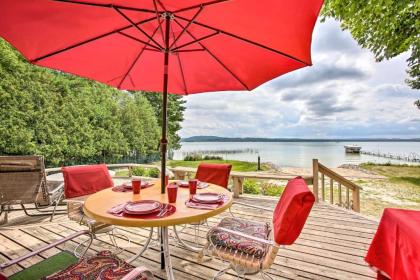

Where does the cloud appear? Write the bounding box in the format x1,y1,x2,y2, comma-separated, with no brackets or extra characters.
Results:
270,63,369,91
178,19,420,139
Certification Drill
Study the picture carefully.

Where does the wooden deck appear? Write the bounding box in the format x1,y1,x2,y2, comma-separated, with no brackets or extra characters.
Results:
0,196,378,279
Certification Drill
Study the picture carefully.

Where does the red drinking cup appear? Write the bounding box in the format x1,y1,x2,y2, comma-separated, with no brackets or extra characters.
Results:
189,179,198,195
132,179,141,194
167,183,178,203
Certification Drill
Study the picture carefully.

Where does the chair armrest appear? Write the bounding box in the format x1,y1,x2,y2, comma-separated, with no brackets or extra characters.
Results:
229,201,273,218
120,266,154,280
48,182,64,195
209,226,280,249
231,201,273,212
0,230,90,270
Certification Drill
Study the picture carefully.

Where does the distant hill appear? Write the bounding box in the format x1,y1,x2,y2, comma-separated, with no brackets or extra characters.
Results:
182,136,420,142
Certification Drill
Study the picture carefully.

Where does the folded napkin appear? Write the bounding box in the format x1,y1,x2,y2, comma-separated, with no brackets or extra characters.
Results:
185,200,219,210
198,182,209,189
107,202,127,214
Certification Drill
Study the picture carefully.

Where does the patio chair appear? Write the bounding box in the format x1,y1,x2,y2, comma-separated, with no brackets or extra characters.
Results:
0,155,65,225
62,164,130,257
195,163,232,189
173,163,232,249
0,229,154,280
200,176,315,279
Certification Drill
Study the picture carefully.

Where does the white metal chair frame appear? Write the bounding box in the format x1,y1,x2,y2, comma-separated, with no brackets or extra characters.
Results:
201,202,284,280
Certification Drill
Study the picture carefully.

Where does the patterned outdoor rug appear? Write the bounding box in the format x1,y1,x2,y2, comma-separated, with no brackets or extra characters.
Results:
45,251,148,280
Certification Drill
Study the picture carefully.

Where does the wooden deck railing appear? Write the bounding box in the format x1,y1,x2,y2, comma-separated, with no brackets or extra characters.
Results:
169,166,313,198
46,161,361,212
312,159,362,212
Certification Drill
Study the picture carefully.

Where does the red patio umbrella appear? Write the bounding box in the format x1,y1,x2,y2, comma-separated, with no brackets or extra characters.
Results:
0,0,323,195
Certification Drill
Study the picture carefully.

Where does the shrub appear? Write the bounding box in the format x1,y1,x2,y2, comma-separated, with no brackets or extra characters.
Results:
147,167,160,178
260,182,284,197
243,179,260,195
203,155,223,160
132,167,146,176
183,154,203,161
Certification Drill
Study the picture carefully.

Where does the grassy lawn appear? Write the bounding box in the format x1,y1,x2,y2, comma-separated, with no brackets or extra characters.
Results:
167,159,270,172
357,163,420,216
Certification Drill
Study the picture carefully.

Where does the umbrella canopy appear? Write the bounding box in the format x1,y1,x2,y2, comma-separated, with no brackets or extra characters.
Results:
0,0,324,193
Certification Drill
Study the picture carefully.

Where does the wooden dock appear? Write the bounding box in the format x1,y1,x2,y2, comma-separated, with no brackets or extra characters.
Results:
0,196,377,279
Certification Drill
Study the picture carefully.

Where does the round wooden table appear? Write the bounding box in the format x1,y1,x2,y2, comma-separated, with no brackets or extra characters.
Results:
83,180,233,280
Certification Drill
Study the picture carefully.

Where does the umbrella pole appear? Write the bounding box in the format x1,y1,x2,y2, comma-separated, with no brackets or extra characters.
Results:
160,12,171,271
160,13,171,195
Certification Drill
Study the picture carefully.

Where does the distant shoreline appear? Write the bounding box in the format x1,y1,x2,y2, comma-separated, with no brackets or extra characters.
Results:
182,136,420,143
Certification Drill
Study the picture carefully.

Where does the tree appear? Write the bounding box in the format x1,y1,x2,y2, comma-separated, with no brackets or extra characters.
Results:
0,38,163,166
322,0,419,91
141,92,186,150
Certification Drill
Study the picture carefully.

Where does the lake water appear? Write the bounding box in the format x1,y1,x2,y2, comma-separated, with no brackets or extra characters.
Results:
173,141,420,168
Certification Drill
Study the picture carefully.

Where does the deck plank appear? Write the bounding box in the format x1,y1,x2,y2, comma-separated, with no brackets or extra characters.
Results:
0,197,377,279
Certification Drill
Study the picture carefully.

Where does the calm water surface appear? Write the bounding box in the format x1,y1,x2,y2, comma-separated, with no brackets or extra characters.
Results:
173,142,420,168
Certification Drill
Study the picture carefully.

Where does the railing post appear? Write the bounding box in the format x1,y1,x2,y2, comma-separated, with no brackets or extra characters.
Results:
312,159,319,202
338,183,342,206
329,178,334,205
128,165,133,177
352,188,360,212
173,170,186,180
232,176,243,198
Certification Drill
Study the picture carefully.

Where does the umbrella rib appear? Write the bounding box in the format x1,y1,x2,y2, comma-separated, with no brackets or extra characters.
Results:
173,0,231,13
117,25,162,89
176,15,311,66
174,19,249,90
53,0,157,14
31,17,155,63
114,7,163,50
170,24,188,94
169,6,204,50
171,31,219,52
118,31,161,51
153,0,165,43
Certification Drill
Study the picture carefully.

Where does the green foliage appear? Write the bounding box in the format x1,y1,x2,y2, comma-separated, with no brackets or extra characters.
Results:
183,154,203,161
0,38,184,166
182,154,224,161
243,179,260,194
322,0,419,90
131,167,159,178
260,182,284,196
147,168,160,178
142,92,186,150
168,159,268,172
132,167,146,176
203,155,223,160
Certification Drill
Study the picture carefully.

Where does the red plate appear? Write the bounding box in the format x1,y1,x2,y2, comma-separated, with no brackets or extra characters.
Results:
124,200,162,215
192,193,223,204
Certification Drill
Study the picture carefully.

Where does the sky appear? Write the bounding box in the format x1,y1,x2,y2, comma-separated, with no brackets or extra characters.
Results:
179,19,420,139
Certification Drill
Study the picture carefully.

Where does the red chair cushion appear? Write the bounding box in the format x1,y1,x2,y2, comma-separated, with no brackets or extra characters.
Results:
272,177,314,245
0,273,8,280
62,164,113,198
195,163,232,188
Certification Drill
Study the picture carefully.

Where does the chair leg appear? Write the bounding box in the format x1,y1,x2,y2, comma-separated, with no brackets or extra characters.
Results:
73,233,94,258
260,271,274,280
21,204,66,218
213,265,230,280
0,206,8,225
108,228,131,256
